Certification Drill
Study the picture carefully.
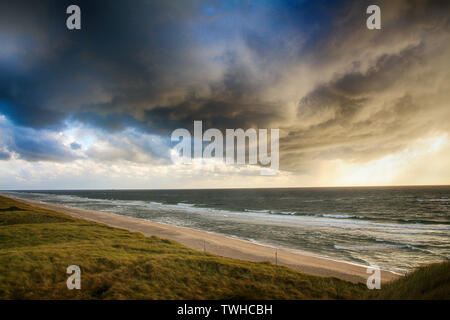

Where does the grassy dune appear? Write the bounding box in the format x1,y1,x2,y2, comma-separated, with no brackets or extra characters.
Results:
371,261,450,299
0,195,447,300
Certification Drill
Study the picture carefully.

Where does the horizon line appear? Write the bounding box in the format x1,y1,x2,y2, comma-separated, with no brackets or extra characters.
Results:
2,184,450,192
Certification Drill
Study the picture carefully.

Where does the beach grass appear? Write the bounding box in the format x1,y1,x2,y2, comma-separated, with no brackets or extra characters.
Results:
369,261,450,299
0,195,447,300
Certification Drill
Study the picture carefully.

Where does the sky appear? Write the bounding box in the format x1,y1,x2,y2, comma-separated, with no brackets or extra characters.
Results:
0,0,449,189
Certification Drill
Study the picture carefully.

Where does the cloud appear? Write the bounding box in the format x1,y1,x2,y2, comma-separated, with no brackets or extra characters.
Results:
0,116,80,162
0,148,11,160
70,142,81,150
0,0,449,183
0,0,313,133
276,0,450,171
83,128,172,164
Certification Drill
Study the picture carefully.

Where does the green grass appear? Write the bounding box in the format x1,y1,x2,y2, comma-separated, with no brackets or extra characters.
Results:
0,195,448,300
370,261,450,299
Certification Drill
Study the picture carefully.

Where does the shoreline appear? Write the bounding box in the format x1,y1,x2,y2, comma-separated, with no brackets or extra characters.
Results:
2,194,402,283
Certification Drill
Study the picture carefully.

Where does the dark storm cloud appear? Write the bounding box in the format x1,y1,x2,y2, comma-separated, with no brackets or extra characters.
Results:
281,41,447,169
0,0,449,170
0,149,11,160
296,43,424,132
0,0,331,132
277,0,450,170
0,117,80,162
12,131,79,162
0,0,206,130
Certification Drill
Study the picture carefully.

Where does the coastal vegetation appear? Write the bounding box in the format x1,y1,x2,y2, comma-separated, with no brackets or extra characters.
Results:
0,196,447,300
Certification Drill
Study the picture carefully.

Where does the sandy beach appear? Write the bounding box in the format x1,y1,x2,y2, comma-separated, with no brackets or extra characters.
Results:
3,194,402,284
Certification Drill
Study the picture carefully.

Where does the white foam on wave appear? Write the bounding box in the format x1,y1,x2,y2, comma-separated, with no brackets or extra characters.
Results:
244,209,271,213
333,243,410,251
274,211,296,215
318,214,364,219
416,198,450,202
8,191,450,233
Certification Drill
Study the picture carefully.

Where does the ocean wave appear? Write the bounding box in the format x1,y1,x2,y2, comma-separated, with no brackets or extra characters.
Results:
317,214,365,219
244,209,271,213
334,240,442,257
333,243,415,251
245,209,296,215
396,218,450,225
274,211,297,215
8,191,450,231
176,202,195,207
416,197,450,202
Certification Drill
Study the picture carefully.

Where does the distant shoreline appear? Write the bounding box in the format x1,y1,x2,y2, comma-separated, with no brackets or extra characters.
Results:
2,193,402,284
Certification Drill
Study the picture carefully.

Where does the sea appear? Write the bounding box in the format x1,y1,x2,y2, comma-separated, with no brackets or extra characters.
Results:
4,186,450,274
